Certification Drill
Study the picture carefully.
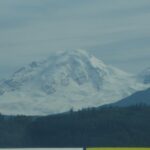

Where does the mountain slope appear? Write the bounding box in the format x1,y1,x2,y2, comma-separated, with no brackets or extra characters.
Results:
110,88,150,107
0,50,147,115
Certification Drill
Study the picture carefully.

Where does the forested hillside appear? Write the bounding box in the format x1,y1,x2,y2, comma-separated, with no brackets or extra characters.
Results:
0,105,150,147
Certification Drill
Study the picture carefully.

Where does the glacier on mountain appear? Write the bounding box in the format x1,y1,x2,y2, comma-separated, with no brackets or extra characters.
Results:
0,49,147,115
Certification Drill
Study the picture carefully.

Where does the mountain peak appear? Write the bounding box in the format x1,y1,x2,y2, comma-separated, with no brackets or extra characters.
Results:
46,49,106,71
54,49,90,57
47,49,90,60
63,49,90,57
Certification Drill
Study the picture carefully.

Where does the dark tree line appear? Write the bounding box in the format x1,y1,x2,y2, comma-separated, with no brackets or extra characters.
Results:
0,104,150,147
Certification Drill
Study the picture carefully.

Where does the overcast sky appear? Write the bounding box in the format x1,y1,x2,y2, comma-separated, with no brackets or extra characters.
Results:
0,0,150,78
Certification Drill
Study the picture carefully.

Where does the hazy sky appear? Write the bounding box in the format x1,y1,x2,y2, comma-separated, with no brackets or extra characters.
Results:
0,0,150,78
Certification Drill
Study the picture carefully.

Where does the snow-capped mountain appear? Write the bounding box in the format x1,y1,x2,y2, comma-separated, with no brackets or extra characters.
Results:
138,67,150,84
0,50,147,115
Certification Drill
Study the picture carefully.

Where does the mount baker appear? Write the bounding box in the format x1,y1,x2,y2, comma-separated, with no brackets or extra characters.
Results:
0,50,147,115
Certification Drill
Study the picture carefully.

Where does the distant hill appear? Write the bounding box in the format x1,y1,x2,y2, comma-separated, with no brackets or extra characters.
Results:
111,88,150,106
